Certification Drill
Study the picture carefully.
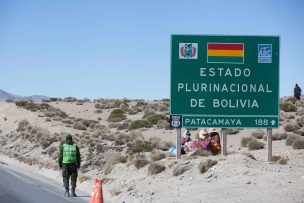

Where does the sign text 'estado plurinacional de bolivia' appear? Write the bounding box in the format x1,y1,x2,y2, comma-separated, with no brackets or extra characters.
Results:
170,35,279,128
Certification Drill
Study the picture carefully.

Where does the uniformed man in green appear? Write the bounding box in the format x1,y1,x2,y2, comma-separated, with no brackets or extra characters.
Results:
59,134,81,197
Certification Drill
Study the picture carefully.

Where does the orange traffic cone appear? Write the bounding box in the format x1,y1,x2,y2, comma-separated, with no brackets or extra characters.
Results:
90,179,104,203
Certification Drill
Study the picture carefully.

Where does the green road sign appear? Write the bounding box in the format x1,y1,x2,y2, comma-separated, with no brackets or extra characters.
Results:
171,35,279,128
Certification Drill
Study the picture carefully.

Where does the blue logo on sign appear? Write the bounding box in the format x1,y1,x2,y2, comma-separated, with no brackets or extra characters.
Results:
258,44,272,63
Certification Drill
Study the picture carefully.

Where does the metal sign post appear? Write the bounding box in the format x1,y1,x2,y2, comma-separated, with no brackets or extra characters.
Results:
176,128,181,159
221,128,227,156
267,128,272,162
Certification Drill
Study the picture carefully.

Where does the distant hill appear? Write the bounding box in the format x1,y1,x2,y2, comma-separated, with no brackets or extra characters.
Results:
0,89,49,102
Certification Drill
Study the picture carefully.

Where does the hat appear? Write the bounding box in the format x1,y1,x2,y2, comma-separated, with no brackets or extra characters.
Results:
207,128,219,134
66,134,73,141
183,130,191,137
199,129,208,139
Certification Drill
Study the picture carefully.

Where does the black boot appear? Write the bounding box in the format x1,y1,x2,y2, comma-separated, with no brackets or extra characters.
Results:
71,188,77,197
64,188,70,197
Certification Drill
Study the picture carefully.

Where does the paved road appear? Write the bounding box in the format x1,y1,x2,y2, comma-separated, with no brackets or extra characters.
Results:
0,165,90,203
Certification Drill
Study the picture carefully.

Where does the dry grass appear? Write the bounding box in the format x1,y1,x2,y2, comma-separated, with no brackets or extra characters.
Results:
283,123,300,132
103,152,127,174
198,159,218,173
292,136,304,149
149,136,173,151
46,146,57,156
148,163,166,175
150,149,166,162
133,154,149,169
280,101,297,112
227,128,239,135
286,134,299,146
128,119,152,131
241,136,254,147
251,130,264,139
172,164,190,176
272,155,288,165
110,188,122,197
247,138,264,150
272,132,288,140
17,119,29,131
296,116,304,127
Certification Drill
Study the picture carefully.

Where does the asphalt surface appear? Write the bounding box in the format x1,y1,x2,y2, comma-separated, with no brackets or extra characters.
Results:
0,165,90,203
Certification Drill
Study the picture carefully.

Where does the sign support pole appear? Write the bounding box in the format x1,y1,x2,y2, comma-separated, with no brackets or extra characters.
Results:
267,128,272,162
176,128,181,159
221,128,227,156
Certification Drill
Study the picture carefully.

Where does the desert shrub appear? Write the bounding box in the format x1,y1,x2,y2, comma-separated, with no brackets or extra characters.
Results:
5,99,14,103
46,146,57,156
17,119,29,131
296,116,304,127
158,104,168,112
247,138,264,150
129,131,144,141
280,101,297,112
286,134,299,146
173,164,190,176
198,159,218,173
272,132,288,140
76,100,84,105
190,149,212,157
114,133,131,145
95,143,109,153
285,97,297,104
117,120,131,130
296,108,304,116
108,122,119,129
103,152,127,174
144,113,167,125
73,122,87,130
227,128,239,135
284,123,300,132
50,97,61,102
292,136,304,149
63,97,77,102
149,136,173,151
129,142,153,155
241,136,255,147
15,100,28,108
40,139,50,149
107,109,126,122
44,107,68,118
150,149,166,162
148,163,166,175
272,155,288,165
128,120,152,131
133,154,149,169
251,130,264,139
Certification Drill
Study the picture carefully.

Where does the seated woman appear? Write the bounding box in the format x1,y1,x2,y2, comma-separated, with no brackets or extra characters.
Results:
181,130,192,154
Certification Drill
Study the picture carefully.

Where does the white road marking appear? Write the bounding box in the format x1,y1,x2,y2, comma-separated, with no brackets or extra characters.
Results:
4,169,38,186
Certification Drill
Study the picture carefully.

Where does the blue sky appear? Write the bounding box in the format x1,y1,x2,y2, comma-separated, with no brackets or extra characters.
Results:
0,0,303,100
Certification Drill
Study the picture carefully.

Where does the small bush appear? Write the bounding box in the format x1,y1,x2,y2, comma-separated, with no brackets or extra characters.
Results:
285,97,297,104
284,123,300,132
129,142,153,155
286,134,299,146
280,101,297,112
133,154,149,169
251,130,264,139
143,113,167,125
272,132,288,140
128,120,152,131
17,119,29,131
173,164,190,176
227,128,239,135
73,122,87,130
107,109,126,122
272,155,288,165
247,138,264,150
103,152,127,174
198,159,218,174
148,163,166,175
150,149,166,162
64,97,77,102
46,146,57,156
40,139,50,149
296,117,304,127
241,137,254,147
292,136,304,149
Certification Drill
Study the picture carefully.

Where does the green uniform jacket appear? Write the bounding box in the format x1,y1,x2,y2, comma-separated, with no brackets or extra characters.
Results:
58,140,81,168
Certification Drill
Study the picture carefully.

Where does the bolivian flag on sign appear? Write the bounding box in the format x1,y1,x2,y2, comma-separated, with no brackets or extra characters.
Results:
207,43,244,64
